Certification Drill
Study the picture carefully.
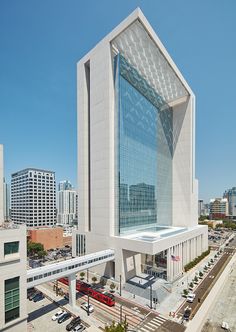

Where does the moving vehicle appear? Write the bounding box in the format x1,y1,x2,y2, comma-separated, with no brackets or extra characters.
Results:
52,309,65,321
66,316,81,331
81,302,94,313
58,278,115,306
58,312,71,324
33,292,44,302
187,293,196,303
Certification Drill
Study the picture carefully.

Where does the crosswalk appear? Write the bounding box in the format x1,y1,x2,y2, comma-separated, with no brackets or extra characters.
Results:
137,315,167,331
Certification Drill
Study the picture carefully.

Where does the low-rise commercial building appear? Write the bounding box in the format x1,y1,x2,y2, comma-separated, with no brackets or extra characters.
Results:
28,226,72,250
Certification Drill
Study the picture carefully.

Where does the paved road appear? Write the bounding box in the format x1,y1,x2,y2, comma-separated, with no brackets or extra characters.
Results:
55,280,184,331
177,235,236,322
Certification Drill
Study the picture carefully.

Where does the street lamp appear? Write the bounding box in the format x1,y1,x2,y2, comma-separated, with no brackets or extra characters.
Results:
150,284,153,309
87,293,90,316
119,304,123,323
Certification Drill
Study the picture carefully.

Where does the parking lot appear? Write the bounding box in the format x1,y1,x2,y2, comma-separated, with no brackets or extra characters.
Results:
27,296,80,331
208,229,233,248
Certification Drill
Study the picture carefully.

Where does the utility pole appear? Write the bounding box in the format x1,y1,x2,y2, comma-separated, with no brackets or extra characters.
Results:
120,274,122,296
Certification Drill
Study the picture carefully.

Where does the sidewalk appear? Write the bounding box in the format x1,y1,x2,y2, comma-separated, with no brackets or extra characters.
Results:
109,249,220,319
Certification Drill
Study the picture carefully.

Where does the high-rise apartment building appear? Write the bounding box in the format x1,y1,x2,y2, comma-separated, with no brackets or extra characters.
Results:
224,187,236,217
58,180,77,226
74,9,208,283
11,168,56,227
0,145,27,332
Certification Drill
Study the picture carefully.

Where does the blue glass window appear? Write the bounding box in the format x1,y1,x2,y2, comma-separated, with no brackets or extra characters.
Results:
115,55,173,234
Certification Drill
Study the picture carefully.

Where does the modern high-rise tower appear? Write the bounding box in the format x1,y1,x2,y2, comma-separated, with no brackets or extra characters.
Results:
74,8,208,283
11,168,56,227
57,180,77,226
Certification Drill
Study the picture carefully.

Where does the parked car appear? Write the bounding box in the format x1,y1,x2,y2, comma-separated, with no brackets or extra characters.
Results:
183,307,192,321
66,316,81,331
27,288,36,299
186,293,196,303
81,302,94,313
29,290,40,301
52,309,65,321
221,321,230,330
73,324,86,332
33,292,44,302
58,312,71,324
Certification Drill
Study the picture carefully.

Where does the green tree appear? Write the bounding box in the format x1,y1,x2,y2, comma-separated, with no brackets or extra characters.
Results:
92,276,97,284
110,282,116,292
80,272,85,280
105,321,128,332
27,241,45,257
37,250,47,258
183,289,189,297
100,279,106,288
193,276,198,283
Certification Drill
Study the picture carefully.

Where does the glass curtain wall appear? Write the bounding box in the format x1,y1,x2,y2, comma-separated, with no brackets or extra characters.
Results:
114,54,173,235
5,277,20,323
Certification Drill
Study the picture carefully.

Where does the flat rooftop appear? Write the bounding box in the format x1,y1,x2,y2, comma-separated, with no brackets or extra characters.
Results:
121,225,197,242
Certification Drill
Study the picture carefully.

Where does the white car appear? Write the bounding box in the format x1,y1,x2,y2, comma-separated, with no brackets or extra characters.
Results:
186,293,196,303
81,302,94,313
73,325,86,332
222,322,229,330
51,309,65,321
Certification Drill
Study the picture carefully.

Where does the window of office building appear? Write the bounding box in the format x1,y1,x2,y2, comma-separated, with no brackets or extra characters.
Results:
114,54,173,234
5,277,20,323
4,241,19,255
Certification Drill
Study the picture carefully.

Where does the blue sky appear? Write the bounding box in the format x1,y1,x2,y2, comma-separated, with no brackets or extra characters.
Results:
0,0,235,202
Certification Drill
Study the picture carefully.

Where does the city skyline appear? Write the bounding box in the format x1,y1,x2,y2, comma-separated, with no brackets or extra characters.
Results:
1,0,236,202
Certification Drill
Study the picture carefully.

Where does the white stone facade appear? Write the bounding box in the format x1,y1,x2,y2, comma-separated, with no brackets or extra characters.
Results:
58,189,77,226
74,8,208,283
0,146,27,331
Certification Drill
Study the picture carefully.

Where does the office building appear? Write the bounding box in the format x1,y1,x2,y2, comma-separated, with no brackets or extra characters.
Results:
58,180,77,226
224,187,236,217
11,168,56,227
209,198,228,219
198,199,209,217
73,9,208,283
0,145,27,332
3,178,10,221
